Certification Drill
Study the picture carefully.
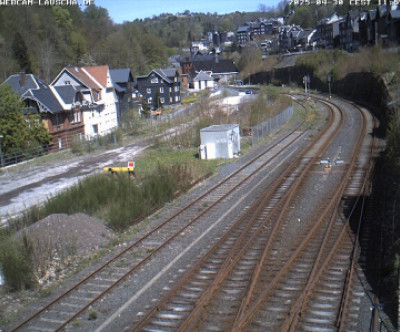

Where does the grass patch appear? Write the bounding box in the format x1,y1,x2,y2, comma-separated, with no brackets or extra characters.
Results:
0,232,36,291
181,90,211,104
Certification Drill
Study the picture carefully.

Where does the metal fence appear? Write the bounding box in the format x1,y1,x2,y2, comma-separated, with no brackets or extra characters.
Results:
251,105,294,145
0,133,119,168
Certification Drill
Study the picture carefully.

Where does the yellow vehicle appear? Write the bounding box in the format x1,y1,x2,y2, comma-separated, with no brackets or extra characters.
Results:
104,162,135,175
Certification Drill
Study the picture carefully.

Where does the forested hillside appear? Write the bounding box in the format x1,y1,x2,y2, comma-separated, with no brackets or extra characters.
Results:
0,4,281,82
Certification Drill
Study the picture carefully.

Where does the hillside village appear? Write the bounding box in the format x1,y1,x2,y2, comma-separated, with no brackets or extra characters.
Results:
0,3,400,159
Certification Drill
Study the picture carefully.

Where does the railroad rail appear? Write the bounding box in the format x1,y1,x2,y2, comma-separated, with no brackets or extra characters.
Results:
131,97,377,331
11,101,312,331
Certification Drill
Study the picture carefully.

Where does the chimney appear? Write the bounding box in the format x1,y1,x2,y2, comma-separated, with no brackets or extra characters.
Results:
19,72,26,87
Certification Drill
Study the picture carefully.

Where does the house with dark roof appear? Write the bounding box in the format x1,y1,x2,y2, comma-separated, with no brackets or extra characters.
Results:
236,18,280,44
191,57,238,84
51,65,118,139
388,9,400,44
316,12,344,49
180,53,238,88
236,25,251,43
278,25,303,52
4,73,85,151
135,68,181,109
110,68,137,123
296,29,318,50
339,10,362,51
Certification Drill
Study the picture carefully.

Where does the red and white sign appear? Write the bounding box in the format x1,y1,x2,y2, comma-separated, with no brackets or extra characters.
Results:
128,161,135,168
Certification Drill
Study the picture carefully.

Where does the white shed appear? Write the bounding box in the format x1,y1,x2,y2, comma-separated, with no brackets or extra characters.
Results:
199,124,240,160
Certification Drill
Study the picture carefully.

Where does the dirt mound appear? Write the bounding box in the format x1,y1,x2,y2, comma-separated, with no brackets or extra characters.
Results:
21,213,114,256
18,213,114,285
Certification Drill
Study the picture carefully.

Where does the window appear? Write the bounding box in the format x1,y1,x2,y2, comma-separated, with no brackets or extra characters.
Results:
64,80,70,85
146,88,151,94
174,86,180,92
148,97,153,104
160,87,164,93
160,97,165,104
151,77,159,84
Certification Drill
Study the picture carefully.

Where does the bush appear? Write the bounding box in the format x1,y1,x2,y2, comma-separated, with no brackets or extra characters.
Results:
71,138,84,155
0,233,36,291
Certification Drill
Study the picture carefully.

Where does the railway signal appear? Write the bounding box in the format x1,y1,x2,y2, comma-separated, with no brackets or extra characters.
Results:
327,73,332,100
303,75,310,99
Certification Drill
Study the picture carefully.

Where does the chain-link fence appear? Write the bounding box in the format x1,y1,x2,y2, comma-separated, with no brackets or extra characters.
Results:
251,105,294,145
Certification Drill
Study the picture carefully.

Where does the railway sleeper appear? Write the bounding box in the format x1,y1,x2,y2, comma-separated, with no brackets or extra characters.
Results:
300,322,336,332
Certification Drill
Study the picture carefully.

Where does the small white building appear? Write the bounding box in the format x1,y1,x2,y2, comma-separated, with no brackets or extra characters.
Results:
199,124,240,160
192,70,214,91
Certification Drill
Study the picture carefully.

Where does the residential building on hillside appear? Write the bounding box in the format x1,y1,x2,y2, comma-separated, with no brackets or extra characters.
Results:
316,12,344,49
236,18,280,44
359,10,376,46
191,56,238,84
51,65,118,139
278,25,303,52
135,68,181,108
296,29,318,50
4,73,85,150
340,10,362,51
110,68,137,123
387,9,400,44
180,52,238,88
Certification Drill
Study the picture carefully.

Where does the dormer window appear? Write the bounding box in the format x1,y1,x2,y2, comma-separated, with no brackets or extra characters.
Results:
151,76,159,84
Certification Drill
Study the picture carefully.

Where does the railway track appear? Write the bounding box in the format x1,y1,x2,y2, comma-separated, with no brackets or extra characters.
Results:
131,97,377,331
11,100,314,331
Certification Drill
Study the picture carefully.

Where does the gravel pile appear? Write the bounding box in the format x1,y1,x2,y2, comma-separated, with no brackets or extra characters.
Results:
20,213,114,257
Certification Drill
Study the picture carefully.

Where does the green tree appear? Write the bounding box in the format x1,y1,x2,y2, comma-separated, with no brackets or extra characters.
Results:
0,83,30,154
12,32,32,73
0,84,51,154
220,17,233,31
27,114,52,148
289,7,315,28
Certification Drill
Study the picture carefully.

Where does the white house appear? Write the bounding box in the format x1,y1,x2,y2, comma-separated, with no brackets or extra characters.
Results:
192,70,214,91
51,65,118,139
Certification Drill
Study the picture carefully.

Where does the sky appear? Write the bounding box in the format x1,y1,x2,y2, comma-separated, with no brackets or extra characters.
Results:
93,0,279,24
